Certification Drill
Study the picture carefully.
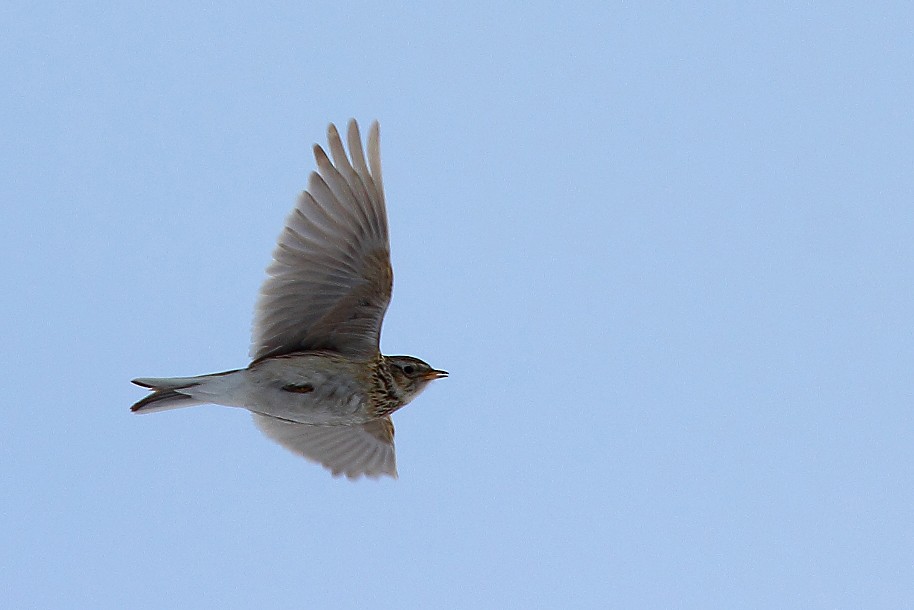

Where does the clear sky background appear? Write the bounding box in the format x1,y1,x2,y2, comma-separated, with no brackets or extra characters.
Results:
2,3,913,608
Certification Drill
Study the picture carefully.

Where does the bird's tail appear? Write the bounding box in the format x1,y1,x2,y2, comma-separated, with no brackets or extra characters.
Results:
130,375,218,414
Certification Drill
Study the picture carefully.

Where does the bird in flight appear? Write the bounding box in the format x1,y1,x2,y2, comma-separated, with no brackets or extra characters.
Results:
131,120,447,479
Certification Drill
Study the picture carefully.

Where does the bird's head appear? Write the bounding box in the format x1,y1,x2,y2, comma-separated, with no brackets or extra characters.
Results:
385,355,448,403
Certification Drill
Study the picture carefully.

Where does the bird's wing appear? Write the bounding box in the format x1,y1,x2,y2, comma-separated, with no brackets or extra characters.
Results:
251,120,392,361
253,414,398,479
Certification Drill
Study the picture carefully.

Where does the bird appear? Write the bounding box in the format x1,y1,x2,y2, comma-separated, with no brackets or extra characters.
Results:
130,119,447,480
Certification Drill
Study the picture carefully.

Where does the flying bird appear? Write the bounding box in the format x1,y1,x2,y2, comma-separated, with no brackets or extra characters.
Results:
131,120,447,479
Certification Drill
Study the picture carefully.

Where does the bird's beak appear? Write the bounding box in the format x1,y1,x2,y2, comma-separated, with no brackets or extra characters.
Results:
423,369,449,381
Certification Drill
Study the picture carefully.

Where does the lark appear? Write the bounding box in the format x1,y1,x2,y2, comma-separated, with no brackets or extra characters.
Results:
131,120,447,480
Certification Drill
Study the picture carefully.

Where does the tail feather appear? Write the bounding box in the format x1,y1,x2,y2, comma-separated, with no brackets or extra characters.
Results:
130,376,205,414
132,376,206,391
130,370,242,414
130,388,201,413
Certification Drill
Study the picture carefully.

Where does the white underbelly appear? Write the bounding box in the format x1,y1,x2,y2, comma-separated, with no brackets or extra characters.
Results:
179,355,374,424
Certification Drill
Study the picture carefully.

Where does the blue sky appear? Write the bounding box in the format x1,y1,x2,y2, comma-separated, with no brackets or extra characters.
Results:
2,2,913,608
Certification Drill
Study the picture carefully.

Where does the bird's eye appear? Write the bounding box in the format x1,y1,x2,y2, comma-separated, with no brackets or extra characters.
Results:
402,365,415,375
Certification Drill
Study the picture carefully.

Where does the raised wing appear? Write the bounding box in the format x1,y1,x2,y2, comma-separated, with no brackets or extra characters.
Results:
251,120,392,361
253,414,398,479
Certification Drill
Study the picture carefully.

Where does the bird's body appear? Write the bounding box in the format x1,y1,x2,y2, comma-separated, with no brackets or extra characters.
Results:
133,352,435,425
131,120,446,479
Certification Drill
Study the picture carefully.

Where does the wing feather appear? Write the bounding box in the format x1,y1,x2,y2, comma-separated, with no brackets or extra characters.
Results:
253,414,398,479
251,120,391,360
